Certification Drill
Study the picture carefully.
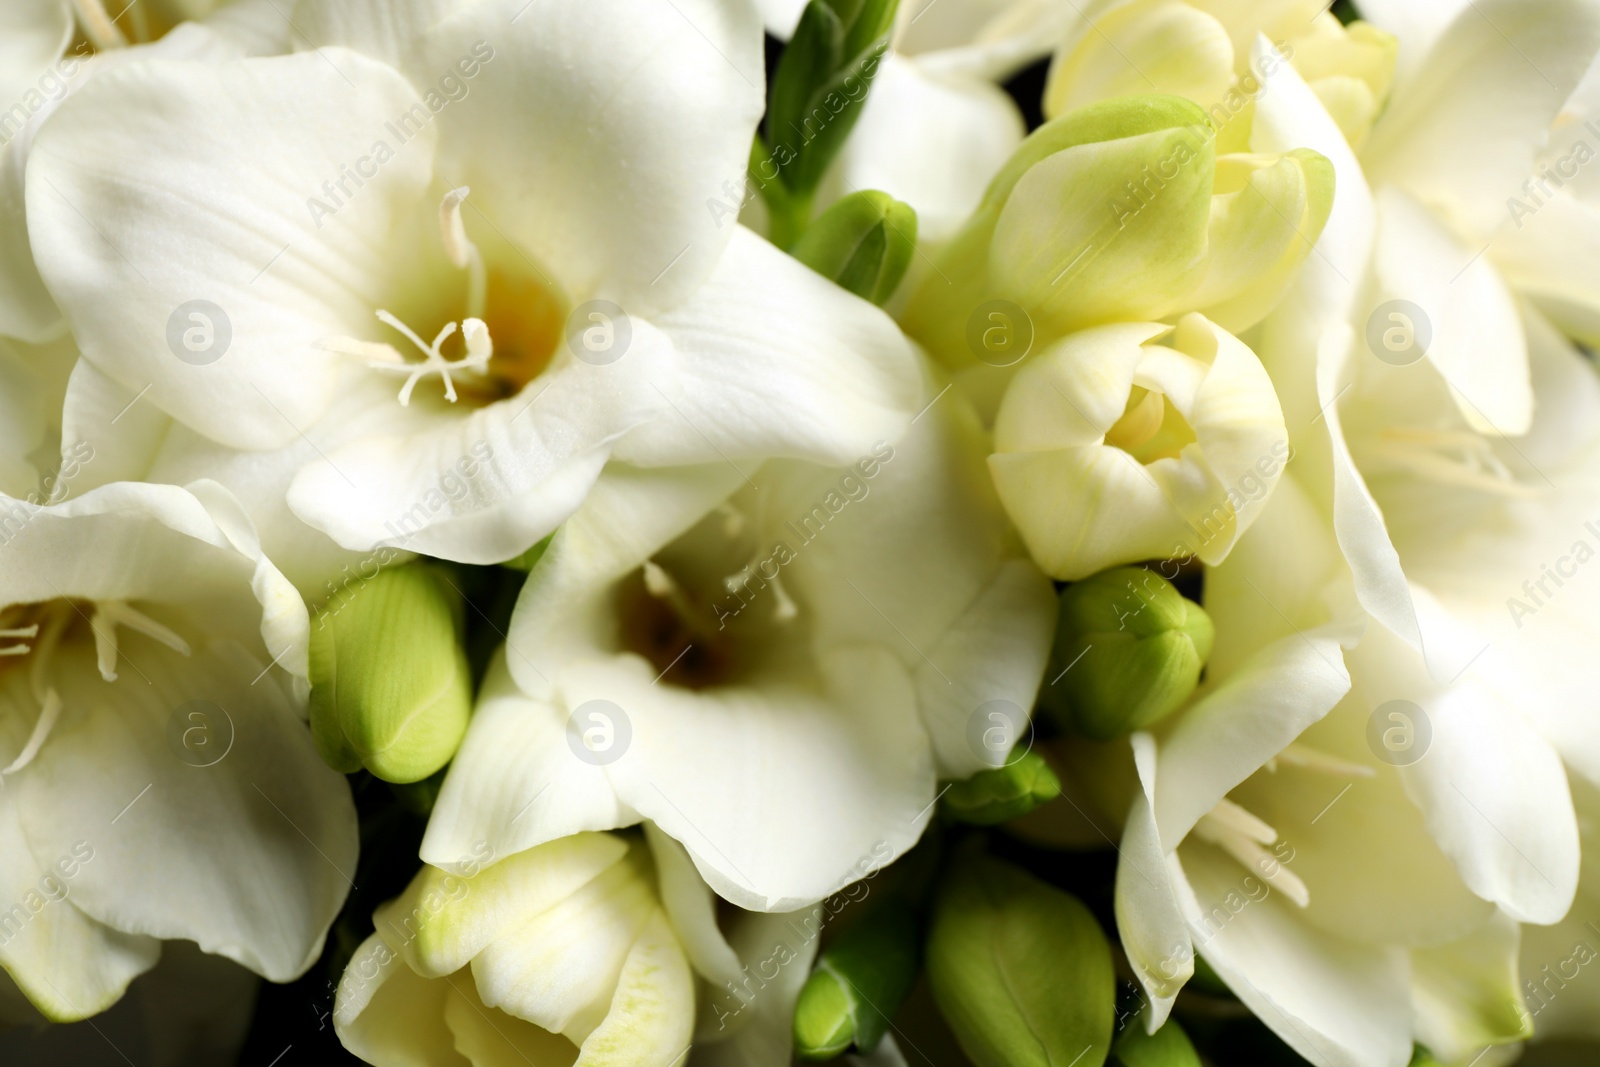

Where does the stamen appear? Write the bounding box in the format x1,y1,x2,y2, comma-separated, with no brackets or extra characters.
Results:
89,601,192,682
1267,743,1376,778
1366,428,1538,498
769,573,798,623
2,689,61,777
0,624,38,657
349,310,494,407
643,561,720,641
716,504,746,539
71,0,127,49
1195,800,1310,908
440,188,487,321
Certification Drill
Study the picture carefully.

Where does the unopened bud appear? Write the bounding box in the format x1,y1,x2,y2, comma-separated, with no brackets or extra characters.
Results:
1043,566,1213,740
790,190,917,306
309,562,472,783
794,905,919,1059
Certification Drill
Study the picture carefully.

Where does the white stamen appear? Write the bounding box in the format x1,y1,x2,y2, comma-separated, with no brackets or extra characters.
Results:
643,560,676,599
71,0,127,49
769,573,798,623
1202,797,1277,845
716,503,746,539
0,624,37,657
1195,801,1310,908
89,601,192,682
2,688,61,777
440,188,488,320
338,309,494,407
1272,743,1376,779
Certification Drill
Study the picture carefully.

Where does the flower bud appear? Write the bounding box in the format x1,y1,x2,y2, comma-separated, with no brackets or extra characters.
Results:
902,95,1333,365
793,904,919,1059
791,190,918,305
942,748,1061,826
990,314,1288,579
309,562,472,783
1042,566,1214,741
927,850,1114,1067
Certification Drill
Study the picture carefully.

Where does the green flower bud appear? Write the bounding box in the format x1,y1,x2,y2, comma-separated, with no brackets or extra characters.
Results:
927,850,1114,1067
942,748,1061,826
1043,566,1214,741
309,562,472,783
1111,1012,1201,1067
794,904,919,1059
791,191,918,305
1408,1048,1445,1067
903,94,1333,366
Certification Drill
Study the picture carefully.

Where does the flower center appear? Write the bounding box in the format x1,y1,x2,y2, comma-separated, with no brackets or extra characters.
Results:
0,599,191,775
323,188,565,408
1104,387,1196,465
617,562,736,690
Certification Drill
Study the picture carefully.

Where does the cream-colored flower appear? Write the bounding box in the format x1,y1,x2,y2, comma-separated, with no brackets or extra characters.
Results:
990,314,1287,579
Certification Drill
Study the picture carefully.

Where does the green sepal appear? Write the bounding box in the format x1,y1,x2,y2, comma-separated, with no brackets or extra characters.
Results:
942,748,1061,826
1110,1012,1201,1067
790,190,917,304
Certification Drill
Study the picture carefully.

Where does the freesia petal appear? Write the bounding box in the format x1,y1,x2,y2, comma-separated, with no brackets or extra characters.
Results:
1410,912,1529,1062
16,640,356,981
1371,185,1531,436
1044,0,1235,119
421,656,639,873
27,49,437,450
611,227,920,470
303,0,764,315
442,975,578,1067
693,908,821,1064
335,933,467,1067
1115,733,1191,1029
644,824,743,991
1180,841,1414,1067
0,775,159,1022
1362,0,1600,237
562,647,932,912
574,909,694,1067
381,832,630,981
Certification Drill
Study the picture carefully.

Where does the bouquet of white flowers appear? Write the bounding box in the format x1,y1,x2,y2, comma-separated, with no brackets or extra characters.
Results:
1,1,1598,1065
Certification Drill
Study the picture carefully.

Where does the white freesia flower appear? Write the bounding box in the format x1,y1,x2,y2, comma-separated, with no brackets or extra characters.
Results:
0,0,284,344
1043,0,1397,148
421,382,1054,911
337,827,820,1067
0,479,355,1020
990,313,1288,580
27,0,919,577
1098,474,1548,1067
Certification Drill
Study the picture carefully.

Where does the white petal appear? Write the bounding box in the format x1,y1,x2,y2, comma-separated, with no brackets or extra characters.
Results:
420,659,639,892
644,823,743,990
303,0,764,315
1362,0,1600,237
1115,733,1190,1029
0,776,159,1022
573,908,694,1067
1369,185,1531,436
693,908,821,1065
442,973,577,1067
16,640,356,981
612,227,920,470
1411,912,1528,1063
819,54,1025,244
1179,842,1414,1067
334,933,466,1067
288,344,669,564
27,50,437,450
562,647,933,912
